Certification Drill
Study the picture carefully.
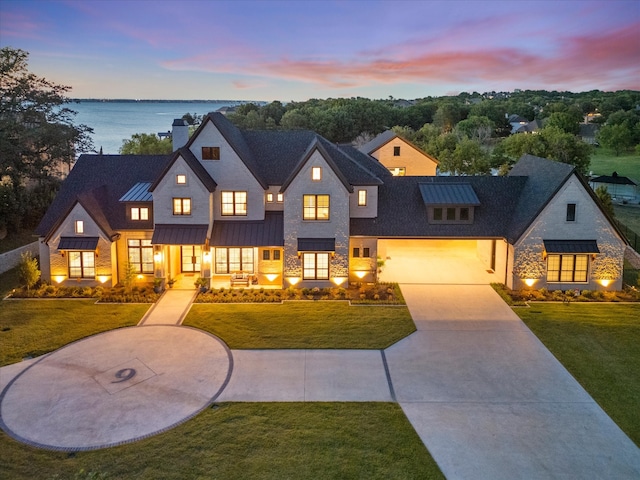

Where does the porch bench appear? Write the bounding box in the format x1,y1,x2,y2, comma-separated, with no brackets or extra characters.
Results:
230,272,251,287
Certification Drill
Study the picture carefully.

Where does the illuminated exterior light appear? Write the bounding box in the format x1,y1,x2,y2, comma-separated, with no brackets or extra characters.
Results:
524,278,537,287
98,276,109,284
203,251,211,263
265,274,278,282
137,274,144,279
599,279,611,287
54,275,66,284
154,252,163,262
287,277,300,286
332,277,347,286
354,270,367,279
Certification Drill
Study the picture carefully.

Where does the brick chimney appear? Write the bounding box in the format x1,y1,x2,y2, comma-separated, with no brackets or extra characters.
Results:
172,119,189,150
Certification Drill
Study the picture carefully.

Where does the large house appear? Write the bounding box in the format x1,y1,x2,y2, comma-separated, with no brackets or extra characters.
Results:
36,113,627,291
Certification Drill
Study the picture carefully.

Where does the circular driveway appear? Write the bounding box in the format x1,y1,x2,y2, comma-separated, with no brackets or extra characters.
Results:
0,325,232,451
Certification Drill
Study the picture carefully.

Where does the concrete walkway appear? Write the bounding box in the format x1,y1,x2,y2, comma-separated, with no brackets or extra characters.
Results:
138,288,197,326
390,284,640,479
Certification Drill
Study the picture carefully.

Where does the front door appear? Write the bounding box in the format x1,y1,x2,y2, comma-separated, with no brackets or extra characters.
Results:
181,245,202,273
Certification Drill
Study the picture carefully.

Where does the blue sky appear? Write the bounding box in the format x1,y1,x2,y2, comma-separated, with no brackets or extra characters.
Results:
1,0,638,101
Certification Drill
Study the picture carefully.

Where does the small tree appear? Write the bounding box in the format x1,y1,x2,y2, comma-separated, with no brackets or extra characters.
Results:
18,251,40,291
122,261,136,291
594,185,615,218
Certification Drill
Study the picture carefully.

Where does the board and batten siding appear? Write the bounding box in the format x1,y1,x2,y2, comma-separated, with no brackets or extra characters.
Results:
370,138,438,176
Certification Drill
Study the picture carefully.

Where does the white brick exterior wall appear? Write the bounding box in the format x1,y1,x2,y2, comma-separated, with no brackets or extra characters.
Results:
513,174,625,290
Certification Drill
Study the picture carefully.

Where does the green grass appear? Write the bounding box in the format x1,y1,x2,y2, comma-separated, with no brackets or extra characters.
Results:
590,147,640,181
0,230,37,254
515,303,640,446
1,402,444,480
0,298,148,366
184,302,416,349
613,204,640,233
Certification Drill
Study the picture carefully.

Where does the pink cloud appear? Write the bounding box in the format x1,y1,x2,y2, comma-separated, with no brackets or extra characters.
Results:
0,11,46,41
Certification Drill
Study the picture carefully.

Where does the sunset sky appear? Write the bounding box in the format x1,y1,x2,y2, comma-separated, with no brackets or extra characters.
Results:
1,0,638,101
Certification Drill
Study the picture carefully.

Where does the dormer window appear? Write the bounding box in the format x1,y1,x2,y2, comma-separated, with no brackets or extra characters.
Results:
420,183,480,225
202,147,220,160
358,189,367,206
131,207,149,221
75,220,84,234
312,167,322,181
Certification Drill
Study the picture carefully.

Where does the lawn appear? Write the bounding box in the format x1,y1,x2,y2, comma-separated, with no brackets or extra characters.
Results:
1,403,443,480
515,303,640,446
590,147,640,181
0,230,37,254
184,302,416,349
613,204,640,233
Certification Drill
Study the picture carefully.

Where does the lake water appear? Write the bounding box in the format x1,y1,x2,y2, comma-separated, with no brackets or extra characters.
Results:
67,100,245,154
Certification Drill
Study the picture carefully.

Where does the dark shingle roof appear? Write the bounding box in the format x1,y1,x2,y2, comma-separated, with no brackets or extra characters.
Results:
350,175,526,239
149,147,217,193
591,174,637,186
507,154,575,241
36,154,172,238
358,130,397,155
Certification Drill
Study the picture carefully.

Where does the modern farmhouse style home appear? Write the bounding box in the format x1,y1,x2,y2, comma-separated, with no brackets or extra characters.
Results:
36,113,626,291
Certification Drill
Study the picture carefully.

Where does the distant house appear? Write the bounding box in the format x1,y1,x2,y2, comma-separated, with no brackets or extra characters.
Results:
358,130,439,176
579,123,600,145
590,172,638,202
36,113,627,292
508,114,540,134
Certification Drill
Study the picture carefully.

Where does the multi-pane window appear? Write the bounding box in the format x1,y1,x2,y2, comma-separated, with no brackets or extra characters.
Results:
181,245,202,273
303,194,329,220
353,247,360,257
302,253,329,280
352,247,371,257
131,207,149,221
173,198,191,215
390,167,406,176
221,191,247,216
75,220,84,234
312,167,322,181
273,249,281,260
202,147,220,160
566,203,576,222
176,174,186,184
547,254,589,283
263,250,271,260
215,247,254,273
68,251,95,278
393,146,401,156
358,189,367,206
128,239,153,273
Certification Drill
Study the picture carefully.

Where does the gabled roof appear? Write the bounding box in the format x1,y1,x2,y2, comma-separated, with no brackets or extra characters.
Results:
187,113,268,189
358,130,440,165
149,147,216,192
591,173,637,186
507,154,575,241
280,137,354,193
36,154,172,238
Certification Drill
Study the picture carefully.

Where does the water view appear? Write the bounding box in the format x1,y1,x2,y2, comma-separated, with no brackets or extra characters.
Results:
67,100,247,154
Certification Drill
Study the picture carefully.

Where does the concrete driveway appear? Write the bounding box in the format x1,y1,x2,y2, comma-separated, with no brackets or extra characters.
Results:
388,284,640,479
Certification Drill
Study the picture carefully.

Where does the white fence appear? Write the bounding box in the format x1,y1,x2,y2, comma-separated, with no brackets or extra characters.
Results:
0,241,39,274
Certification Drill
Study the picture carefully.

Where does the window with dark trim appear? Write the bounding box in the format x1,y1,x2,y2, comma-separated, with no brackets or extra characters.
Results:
547,254,589,282
131,207,149,221
263,250,270,260
312,167,322,181
68,251,95,278
566,203,576,222
128,239,153,274
363,247,370,257
433,208,443,221
173,198,191,215
303,194,330,220
358,189,367,206
302,252,329,280
176,174,186,184
393,146,401,156
353,247,360,257
273,249,281,260
202,147,220,160
221,191,247,216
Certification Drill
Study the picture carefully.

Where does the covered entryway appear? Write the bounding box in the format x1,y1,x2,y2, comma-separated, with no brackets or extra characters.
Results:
377,239,507,285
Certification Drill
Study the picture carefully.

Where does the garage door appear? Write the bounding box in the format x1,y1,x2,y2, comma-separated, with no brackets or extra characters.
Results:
377,239,501,284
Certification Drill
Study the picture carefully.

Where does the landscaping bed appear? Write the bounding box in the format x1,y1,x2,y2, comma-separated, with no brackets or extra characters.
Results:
7,283,160,303
195,282,405,304
491,283,640,306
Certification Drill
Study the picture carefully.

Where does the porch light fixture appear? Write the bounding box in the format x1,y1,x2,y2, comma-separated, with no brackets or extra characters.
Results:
203,251,211,263
599,279,611,287
354,270,367,279
54,275,66,284
266,273,278,282
287,277,300,286
154,252,163,262
332,277,347,286
524,278,537,287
